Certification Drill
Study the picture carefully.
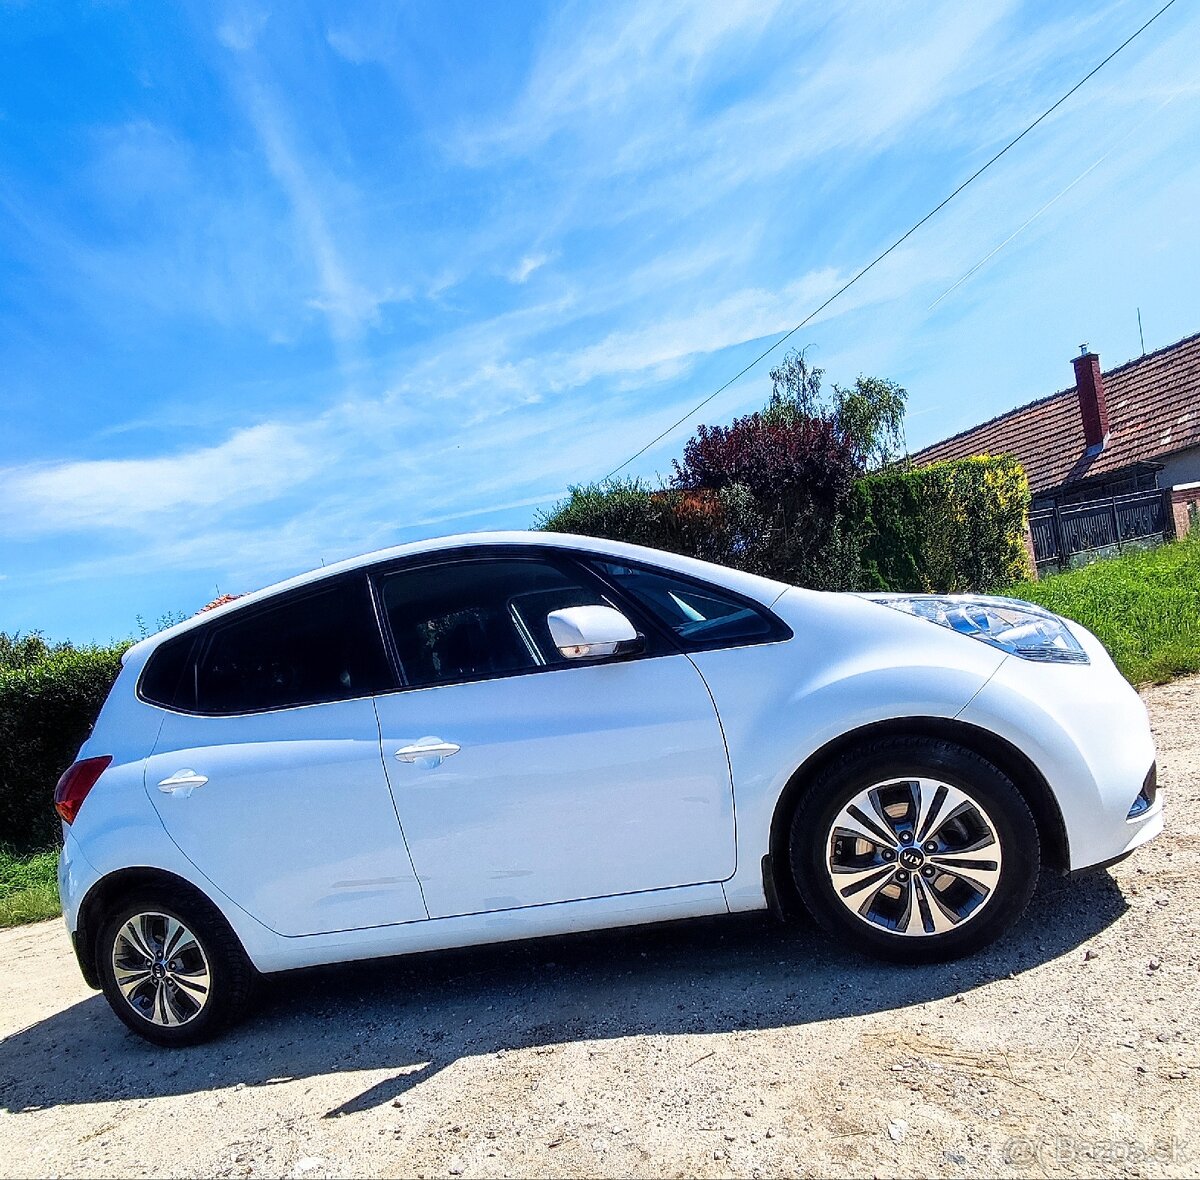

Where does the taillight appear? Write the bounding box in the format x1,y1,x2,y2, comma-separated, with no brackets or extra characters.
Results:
53,756,112,825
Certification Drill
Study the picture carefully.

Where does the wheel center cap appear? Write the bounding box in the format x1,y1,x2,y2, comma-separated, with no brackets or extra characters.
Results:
151,961,166,980
898,848,925,870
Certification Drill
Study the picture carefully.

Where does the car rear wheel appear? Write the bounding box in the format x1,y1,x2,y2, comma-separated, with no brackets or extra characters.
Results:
96,886,254,1046
790,736,1040,963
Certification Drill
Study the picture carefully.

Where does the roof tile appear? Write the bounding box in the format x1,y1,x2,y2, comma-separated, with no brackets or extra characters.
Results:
911,331,1200,493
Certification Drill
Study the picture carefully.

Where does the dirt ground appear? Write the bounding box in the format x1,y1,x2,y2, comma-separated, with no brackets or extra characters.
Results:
0,677,1196,1180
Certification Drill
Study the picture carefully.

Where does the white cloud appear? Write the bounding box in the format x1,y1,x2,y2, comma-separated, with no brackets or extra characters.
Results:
0,423,319,537
237,79,389,343
465,2,783,159
216,10,269,54
508,252,553,284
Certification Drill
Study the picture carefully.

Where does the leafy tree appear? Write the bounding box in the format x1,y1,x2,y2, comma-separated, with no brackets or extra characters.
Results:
671,410,862,588
765,348,908,472
832,375,907,471
764,348,824,425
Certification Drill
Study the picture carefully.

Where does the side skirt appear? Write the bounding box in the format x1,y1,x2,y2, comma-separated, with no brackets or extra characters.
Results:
252,882,731,974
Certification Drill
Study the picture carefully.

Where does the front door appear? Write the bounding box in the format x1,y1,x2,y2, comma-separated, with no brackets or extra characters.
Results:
371,554,735,919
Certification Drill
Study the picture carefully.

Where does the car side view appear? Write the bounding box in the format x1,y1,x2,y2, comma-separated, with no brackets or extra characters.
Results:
55,532,1163,1045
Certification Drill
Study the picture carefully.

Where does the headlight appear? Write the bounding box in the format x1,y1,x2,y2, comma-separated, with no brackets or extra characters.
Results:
872,595,1089,664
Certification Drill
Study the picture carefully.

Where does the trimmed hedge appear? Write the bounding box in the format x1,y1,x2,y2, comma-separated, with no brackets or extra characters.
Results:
0,639,128,852
540,455,1032,596
536,480,774,572
854,455,1032,593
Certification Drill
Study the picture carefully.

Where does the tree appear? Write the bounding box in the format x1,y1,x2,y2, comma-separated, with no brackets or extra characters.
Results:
764,348,824,425
832,375,907,471
764,348,908,472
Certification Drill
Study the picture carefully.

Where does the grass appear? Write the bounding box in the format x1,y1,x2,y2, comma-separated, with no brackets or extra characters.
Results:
0,847,60,928
1013,534,1200,685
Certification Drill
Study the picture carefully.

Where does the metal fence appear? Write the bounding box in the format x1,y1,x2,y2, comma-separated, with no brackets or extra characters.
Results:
1029,488,1173,568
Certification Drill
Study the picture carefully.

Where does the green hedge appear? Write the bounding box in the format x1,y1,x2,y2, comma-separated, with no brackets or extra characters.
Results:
0,639,128,852
854,455,1032,593
541,456,1032,595
537,479,774,572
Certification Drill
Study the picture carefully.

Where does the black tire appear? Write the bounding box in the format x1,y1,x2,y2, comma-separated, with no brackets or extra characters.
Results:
96,885,255,1046
789,736,1039,963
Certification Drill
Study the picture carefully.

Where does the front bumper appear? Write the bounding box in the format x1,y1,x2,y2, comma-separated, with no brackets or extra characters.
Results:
957,633,1163,872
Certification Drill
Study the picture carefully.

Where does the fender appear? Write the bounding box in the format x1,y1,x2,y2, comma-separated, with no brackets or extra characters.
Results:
689,588,1009,910
957,633,1158,870
64,755,279,973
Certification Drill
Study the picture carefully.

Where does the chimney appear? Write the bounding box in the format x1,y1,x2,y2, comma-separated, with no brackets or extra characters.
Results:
1072,343,1109,454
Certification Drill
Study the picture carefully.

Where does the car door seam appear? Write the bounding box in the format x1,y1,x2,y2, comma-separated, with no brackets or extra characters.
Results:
684,652,738,889
372,696,432,918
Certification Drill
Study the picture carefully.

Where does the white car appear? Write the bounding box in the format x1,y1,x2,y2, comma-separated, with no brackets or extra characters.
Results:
55,532,1162,1045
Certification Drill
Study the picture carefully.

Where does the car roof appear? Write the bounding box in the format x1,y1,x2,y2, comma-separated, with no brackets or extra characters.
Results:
123,530,793,663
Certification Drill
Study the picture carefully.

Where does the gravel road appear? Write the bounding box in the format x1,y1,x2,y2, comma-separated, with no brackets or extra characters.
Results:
1,676,1197,1179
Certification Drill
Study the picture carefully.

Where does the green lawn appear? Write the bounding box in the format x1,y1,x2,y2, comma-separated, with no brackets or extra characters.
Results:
0,847,60,928
1014,534,1200,685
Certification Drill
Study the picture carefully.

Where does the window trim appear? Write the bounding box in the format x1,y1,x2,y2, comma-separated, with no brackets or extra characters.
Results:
135,572,396,717
367,547,673,695
136,544,793,712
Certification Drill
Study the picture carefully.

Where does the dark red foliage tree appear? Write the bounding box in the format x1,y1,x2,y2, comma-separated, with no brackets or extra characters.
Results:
671,410,862,588
672,411,858,509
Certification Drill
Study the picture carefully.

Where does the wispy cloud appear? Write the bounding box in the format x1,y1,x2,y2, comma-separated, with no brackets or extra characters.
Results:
216,9,269,54
224,71,395,345
508,252,554,284
4,0,1200,639
0,423,319,537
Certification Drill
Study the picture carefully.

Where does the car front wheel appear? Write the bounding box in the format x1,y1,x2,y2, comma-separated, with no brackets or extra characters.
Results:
790,736,1040,963
96,886,253,1046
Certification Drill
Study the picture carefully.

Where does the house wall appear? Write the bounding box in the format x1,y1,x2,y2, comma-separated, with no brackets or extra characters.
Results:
1171,482,1200,539
1160,444,1200,488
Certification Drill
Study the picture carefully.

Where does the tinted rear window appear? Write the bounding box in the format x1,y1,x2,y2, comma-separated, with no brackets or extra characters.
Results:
144,577,392,714
139,634,194,709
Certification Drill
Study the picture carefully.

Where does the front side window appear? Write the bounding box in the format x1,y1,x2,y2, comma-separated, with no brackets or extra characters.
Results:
174,578,390,714
591,559,785,649
380,558,622,689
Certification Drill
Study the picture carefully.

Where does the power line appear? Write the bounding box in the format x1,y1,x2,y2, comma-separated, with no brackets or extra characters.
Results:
601,0,1180,481
927,87,1183,311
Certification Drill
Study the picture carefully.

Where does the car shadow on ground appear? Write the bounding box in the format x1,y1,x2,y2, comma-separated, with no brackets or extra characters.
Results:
0,871,1127,1117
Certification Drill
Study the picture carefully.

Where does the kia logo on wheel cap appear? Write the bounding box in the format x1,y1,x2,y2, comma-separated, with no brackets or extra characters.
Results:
899,848,925,869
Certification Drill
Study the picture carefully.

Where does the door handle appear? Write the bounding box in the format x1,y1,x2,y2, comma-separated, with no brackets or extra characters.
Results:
394,740,461,766
157,769,209,795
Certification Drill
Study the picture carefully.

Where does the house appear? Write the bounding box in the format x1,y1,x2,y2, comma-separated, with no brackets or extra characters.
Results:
911,331,1200,567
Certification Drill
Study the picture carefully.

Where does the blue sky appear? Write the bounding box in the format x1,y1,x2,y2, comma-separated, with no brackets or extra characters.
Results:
2,1,1199,642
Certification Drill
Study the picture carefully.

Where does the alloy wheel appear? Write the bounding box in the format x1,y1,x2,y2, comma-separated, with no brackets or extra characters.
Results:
111,911,212,1027
825,776,1004,937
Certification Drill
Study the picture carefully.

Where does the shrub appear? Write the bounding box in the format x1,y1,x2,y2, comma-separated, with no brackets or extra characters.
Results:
0,637,129,851
854,455,1032,593
535,479,671,547
672,412,858,512
653,484,774,572
539,480,774,573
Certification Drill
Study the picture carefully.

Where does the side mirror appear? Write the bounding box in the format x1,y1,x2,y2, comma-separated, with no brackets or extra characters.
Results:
547,605,643,660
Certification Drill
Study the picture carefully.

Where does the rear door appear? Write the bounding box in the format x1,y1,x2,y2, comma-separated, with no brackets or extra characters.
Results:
142,575,428,936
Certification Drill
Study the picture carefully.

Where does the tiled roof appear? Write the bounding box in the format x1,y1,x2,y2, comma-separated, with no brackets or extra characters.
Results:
910,332,1200,493
197,593,242,614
